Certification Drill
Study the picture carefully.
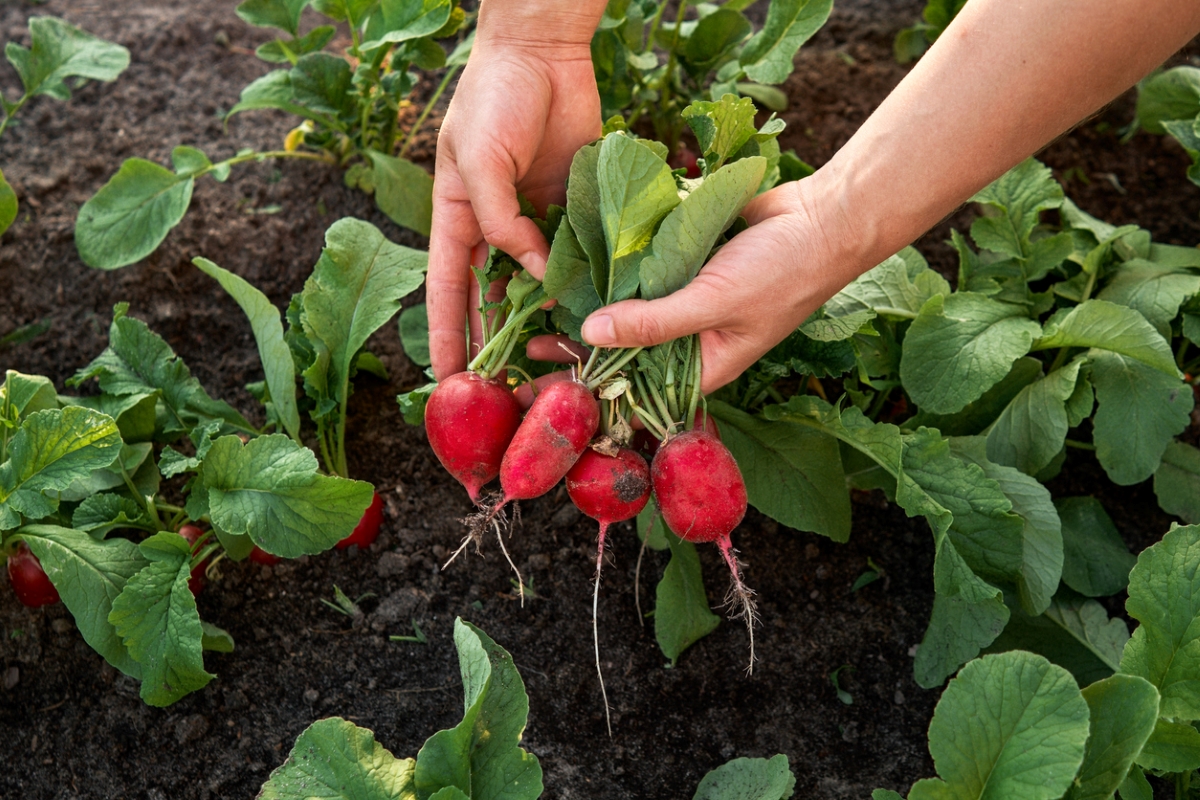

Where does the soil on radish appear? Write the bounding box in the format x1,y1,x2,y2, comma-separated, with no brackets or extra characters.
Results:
0,1,1196,798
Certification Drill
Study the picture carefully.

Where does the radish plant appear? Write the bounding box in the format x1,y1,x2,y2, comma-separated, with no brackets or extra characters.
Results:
892,0,965,64
591,0,831,158
0,16,130,236
875,523,1200,800
73,0,473,269
1133,65,1200,187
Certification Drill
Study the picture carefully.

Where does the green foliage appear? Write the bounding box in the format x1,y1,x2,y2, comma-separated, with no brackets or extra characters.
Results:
74,2,471,268
692,754,796,800
655,526,721,665
262,620,541,800
892,0,967,64
591,0,829,156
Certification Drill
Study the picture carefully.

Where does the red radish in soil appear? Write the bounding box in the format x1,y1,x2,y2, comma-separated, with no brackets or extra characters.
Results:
425,372,523,502
337,491,383,550
178,525,209,596
651,429,757,671
566,446,652,736
7,542,59,607
249,546,281,566
452,379,599,591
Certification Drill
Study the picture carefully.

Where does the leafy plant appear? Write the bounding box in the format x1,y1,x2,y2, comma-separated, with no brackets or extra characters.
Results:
874,522,1200,800
261,618,797,800
1132,66,1200,187
74,0,474,269
0,16,130,235
591,0,831,158
0,215,425,704
892,0,966,64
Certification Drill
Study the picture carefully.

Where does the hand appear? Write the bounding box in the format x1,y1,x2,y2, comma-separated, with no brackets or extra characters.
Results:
426,9,604,381
576,178,862,394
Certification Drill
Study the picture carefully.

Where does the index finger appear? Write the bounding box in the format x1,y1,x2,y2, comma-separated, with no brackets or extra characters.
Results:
428,167,483,381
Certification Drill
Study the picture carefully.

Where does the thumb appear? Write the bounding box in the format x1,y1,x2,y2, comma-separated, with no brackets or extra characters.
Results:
459,155,551,278
580,277,730,348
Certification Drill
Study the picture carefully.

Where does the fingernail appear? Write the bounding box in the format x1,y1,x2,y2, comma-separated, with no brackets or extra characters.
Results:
582,314,615,346
519,251,547,279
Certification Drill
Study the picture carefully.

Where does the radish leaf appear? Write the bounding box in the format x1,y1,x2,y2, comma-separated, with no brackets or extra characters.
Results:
1154,441,1200,524
1064,675,1159,800
75,158,194,269
985,358,1084,476
6,16,129,101
738,0,832,85
1056,497,1136,597
655,530,721,665
0,167,15,236
235,0,310,36
692,754,795,800
367,149,434,235
1136,719,1200,773
260,718,417,799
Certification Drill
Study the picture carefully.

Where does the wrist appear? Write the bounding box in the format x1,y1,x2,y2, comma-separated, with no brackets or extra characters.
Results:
476,0,607,53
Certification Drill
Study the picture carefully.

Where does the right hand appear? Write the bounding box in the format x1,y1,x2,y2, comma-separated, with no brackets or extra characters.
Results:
427,9,603,381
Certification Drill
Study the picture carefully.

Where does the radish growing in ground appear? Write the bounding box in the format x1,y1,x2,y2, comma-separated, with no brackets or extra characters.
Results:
426,373,522,502
336,491,384,549
567,446,652,735
7,542,59,608
651,429,756,671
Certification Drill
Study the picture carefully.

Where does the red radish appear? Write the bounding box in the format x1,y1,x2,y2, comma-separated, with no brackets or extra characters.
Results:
249,546,281,566
451,380,599,593
178,525,209,596
7,543,59,607
337,491,383,550
671,147,702,179
651,429,757,671
425,372,523,502
566,446,651,736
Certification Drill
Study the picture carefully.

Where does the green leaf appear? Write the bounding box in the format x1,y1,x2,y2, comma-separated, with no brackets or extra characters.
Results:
682,9,751,76
72,493,150,536
824,248,949,320
1064,675,1160,800
192,257,300,441
397,382,435,426
681,95,758,169
17,525,146,677
901,293,1041,415
908,356,1043,437
75,158,194,269
1097,260,1200,338
200,621,235,653
1090,350,1193,485
1120,523,1200,721
200,434,374,558
66,390,158,443
738,0,832,84
969,159,1064,260
256,25,337,63
226,69,312,118
872,792,904,800
312,0,376,27
692,754,796,800
290,52,354,115
109,531,214,706
597,134,680,300
1033,299,1180,377
414,619,543,800
986,589,1129,687
6,16,129,101
72,307,252,436
639,157,765,300
1,370,57,420
656,531,721,664
565,142,607,290
0,167,16,236
0,407,122,528
1136,66,1200,135
398,303,430,367
1117,767,1153,800
260,718,417,799
54,441,151,503
637,497,670,552
235,0,310,35
735,83,788,113
446,29,474,67
360,0,453,50
708,400,850,542
1135,719,1200,773
1056,497,1136,597
1155,440,1200,524
909,652,1090,800
948,436,1062,616
985,358,1083,476
300,217,428,432
544,217,602,320
365,150,434,236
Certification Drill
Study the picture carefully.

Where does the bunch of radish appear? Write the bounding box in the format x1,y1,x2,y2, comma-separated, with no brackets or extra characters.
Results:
420,105,778,727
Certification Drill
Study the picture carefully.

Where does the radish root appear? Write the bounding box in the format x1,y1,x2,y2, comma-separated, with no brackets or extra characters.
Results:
718,535,758,675
593,522,613,737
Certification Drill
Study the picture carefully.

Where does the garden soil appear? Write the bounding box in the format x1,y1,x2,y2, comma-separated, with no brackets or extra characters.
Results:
0,1,1196,798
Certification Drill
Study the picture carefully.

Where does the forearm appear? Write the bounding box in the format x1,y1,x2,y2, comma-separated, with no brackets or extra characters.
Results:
476,0,608,50
809,0,1200,276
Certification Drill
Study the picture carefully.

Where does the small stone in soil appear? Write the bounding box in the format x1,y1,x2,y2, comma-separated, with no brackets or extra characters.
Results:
3,666,18,690
176,714,210,745
51,618,73,634
303,689,319,704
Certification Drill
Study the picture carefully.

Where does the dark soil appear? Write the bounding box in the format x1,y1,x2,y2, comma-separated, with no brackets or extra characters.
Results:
0,1,1195,799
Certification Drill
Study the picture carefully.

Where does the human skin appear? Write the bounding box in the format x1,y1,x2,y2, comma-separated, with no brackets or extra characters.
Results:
428,0,1200,395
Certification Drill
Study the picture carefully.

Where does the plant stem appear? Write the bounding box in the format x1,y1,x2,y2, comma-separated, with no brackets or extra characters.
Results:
1177,337,1191,371
685,338,702,431
866,384,892,421
399,65,460,159
120,463,162,530
0,95,28,139
1064,438,1096,451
